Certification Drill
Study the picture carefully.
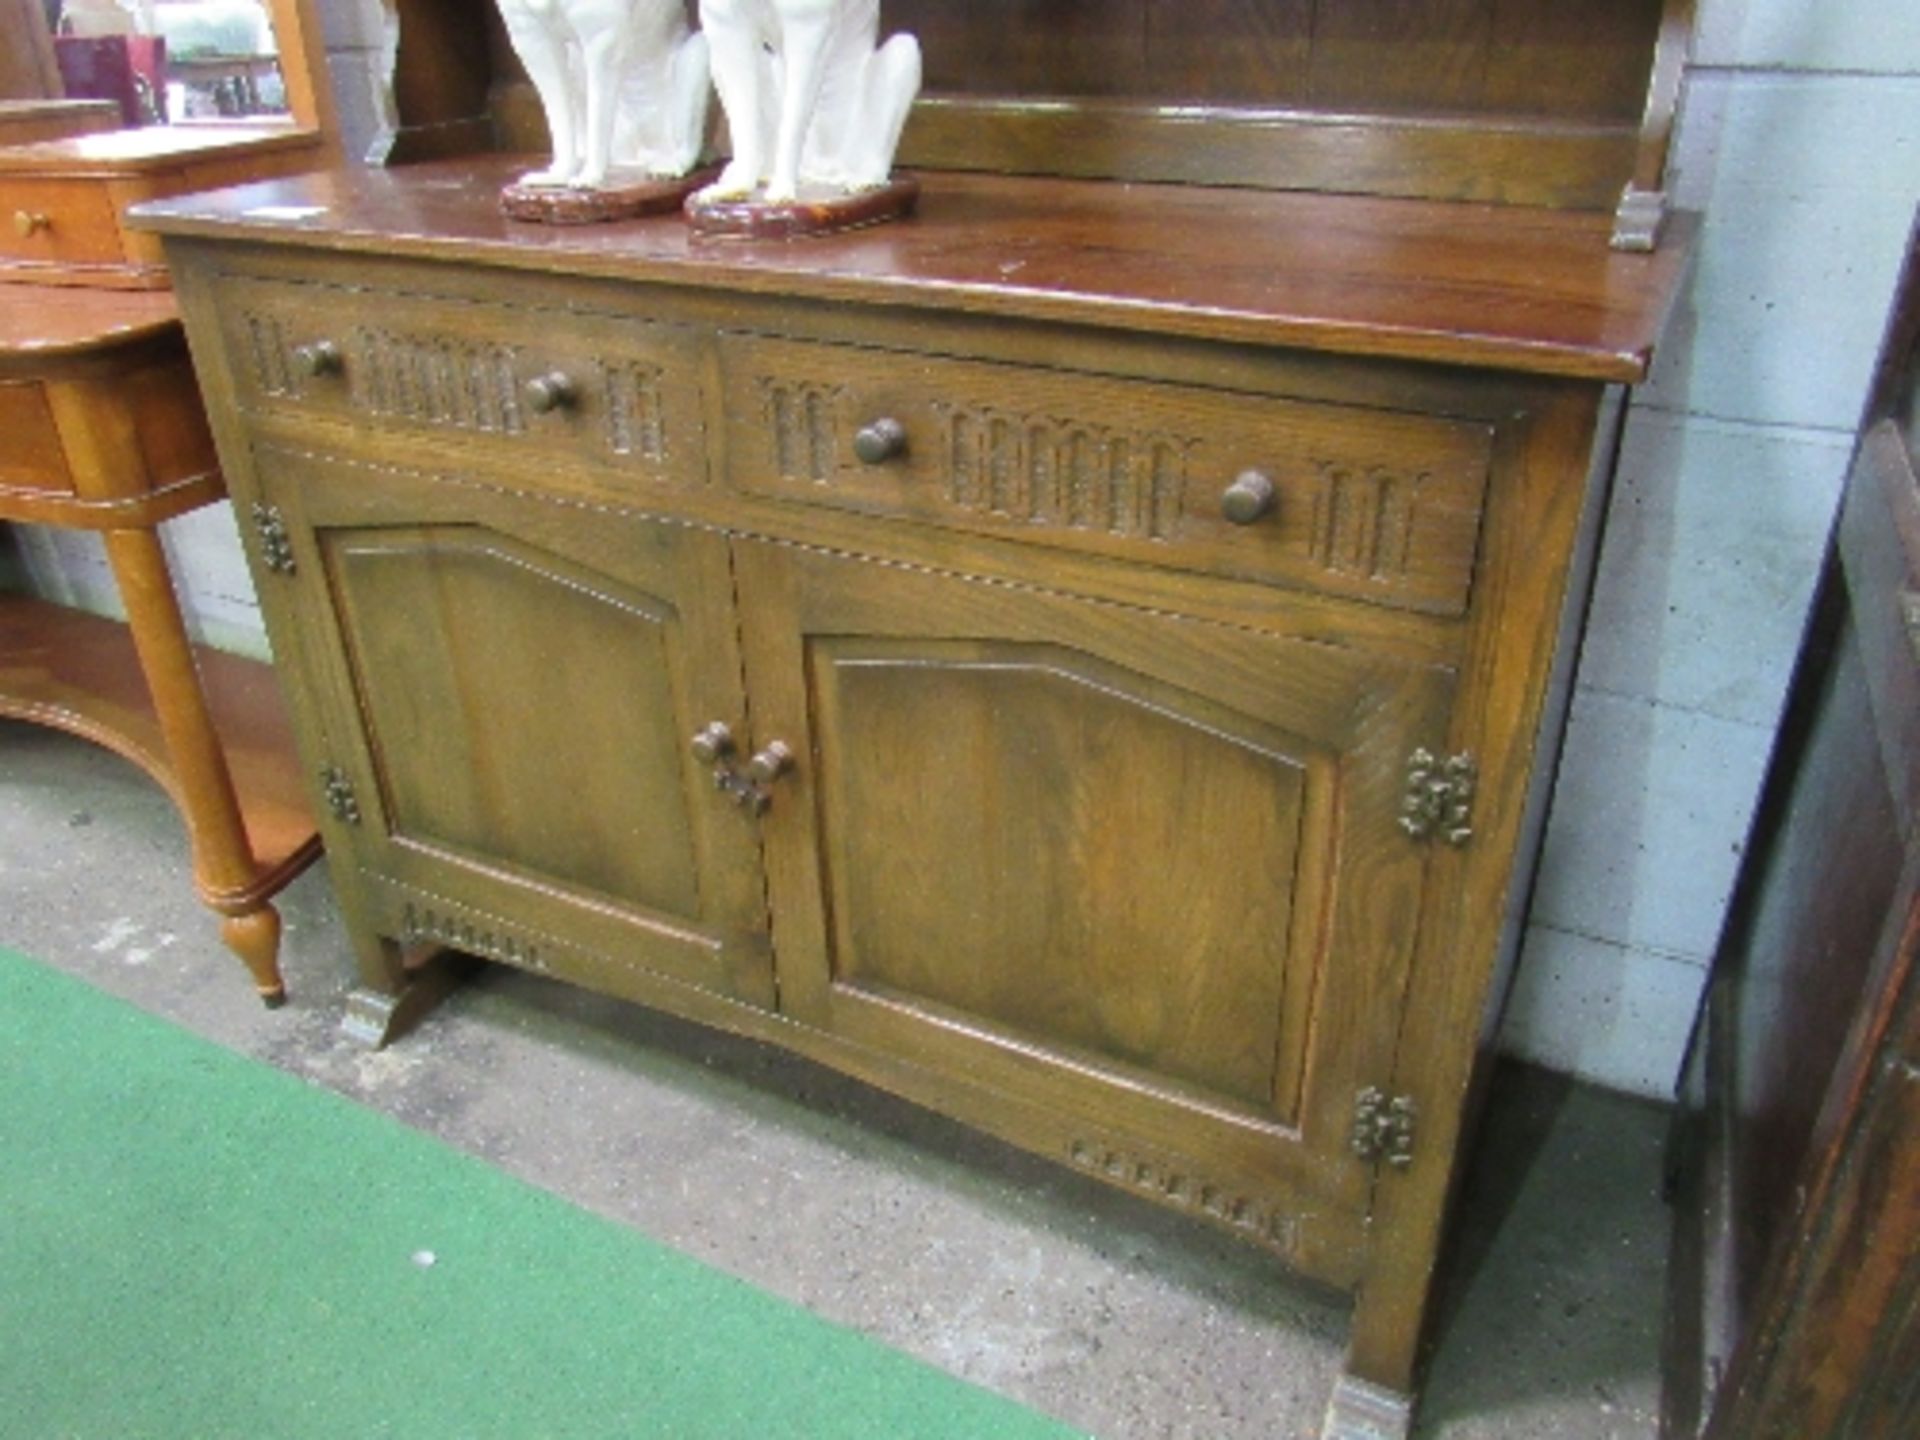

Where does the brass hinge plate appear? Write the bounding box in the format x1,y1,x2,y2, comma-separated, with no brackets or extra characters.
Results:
319,765,361,825
1399,748,1475,846
1352,1086,1416,1169
251,503,296,575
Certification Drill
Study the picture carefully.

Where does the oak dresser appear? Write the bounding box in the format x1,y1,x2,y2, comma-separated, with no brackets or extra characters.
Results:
135,4,1699,1432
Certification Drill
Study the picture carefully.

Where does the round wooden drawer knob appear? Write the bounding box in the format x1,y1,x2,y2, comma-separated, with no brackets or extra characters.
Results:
1221,470,1277,526
853,417,907,465
524,371,577,414
13,211,51,238
293,340,342,376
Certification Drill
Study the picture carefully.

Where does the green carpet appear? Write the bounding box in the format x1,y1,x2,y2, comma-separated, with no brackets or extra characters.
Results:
0,948,1084,1439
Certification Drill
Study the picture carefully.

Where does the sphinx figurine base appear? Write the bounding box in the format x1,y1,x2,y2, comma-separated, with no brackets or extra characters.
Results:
501,166,712,225
685,175,919,239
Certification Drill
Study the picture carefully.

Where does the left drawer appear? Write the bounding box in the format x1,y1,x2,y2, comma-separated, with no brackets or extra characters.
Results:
216,274,709,490
0,178,124,269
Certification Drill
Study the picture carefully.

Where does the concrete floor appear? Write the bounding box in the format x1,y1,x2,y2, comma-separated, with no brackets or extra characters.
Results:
1,719,1672,1439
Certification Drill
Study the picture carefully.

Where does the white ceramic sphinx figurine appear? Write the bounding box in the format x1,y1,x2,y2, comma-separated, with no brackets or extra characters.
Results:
496,0,711,190
696,0,921,204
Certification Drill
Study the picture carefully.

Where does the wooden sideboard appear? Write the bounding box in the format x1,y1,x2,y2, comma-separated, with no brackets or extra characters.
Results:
1661,211,1920,1440
137,130,1692,1431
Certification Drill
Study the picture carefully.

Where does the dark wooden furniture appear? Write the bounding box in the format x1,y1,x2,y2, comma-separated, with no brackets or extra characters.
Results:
137,4,1698,1434
376,0,1694,249
1661,212,1920,1440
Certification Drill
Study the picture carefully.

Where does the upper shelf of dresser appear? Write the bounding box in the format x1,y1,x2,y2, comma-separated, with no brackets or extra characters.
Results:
130,156,1693,385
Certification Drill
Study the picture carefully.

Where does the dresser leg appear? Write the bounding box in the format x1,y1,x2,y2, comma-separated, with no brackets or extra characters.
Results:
1322,1373,1414,1440
340,933,469,1049
220,905,286,1007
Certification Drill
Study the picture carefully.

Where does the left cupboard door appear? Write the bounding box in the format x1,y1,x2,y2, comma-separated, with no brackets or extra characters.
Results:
248,445,775,1009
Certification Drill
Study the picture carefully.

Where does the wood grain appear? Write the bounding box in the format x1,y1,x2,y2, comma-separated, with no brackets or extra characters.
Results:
130,158,1693,382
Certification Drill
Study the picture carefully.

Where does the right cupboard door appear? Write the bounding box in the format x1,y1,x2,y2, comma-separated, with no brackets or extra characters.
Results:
734,538,1460,1270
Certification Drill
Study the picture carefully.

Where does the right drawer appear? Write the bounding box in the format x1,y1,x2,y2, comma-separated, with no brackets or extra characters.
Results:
719,333,1495,616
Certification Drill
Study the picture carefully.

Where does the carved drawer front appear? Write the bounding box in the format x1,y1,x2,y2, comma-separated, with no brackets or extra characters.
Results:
0,177,124,269
719,334,1495,615
218,276,705,488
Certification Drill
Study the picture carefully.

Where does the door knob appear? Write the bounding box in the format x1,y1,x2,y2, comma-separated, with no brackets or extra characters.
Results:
1221,470,1277,525
690,721,735,764
747,741,793,785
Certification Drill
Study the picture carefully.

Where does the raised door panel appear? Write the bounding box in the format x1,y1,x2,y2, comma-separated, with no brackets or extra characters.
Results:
258,446,773,1008
734,538,1459,1272
817,637,1314,1116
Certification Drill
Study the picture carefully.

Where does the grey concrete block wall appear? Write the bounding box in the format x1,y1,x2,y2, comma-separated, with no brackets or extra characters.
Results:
13,0,1920,1097
1501,0,1920,1093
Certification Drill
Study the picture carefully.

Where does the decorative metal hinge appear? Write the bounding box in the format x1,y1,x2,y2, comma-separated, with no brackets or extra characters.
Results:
251,503,296,575
1352,1086,1417,1169
1399,748,1475,846
319,765,361,825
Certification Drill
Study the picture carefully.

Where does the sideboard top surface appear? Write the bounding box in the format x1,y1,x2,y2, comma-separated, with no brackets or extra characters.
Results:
132,157,1693,384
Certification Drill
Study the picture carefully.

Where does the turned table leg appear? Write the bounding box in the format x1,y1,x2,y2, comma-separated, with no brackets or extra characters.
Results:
101,526,287,1005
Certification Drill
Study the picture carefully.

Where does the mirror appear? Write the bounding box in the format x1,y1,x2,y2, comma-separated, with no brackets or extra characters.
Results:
41,0,332,136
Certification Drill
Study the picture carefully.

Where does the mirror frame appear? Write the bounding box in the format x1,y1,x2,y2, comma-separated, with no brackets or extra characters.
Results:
255,0,338,148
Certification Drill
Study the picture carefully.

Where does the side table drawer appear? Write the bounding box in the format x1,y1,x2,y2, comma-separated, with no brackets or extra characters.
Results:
0,178,125,269
218,275,708,490
719,333,1494,616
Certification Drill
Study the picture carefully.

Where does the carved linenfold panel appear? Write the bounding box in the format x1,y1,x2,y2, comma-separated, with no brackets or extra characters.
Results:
243,313,295,396
1308,460,1433,583
763,378,841,482
937,403,1194,540
401,901,549,975
1067,1138,1297,1254
603,359,668,461
352,328,525,435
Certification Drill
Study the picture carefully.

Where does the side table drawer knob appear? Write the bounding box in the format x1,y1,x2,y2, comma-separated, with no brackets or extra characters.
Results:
13,211,51,238
1221,470,1277,526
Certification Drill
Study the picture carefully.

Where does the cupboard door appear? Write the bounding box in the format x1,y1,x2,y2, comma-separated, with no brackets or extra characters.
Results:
734,538,1459,1245
258,446,773,1007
